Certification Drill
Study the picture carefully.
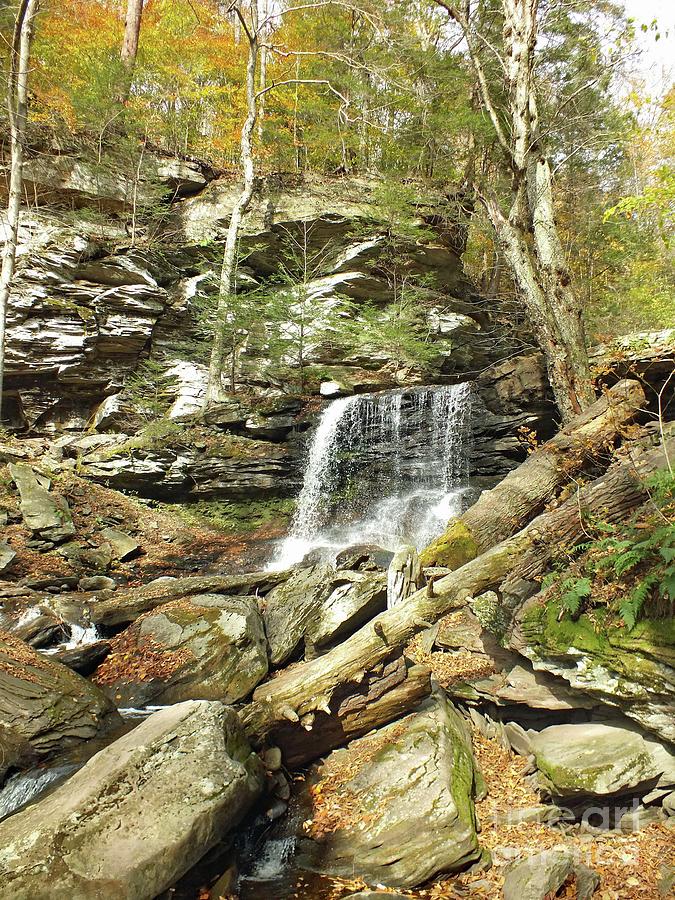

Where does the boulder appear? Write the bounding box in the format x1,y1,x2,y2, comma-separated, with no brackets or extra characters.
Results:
95,595,268,707
263,566,387,665
296,694,481,888
0,701,265,899
99,528,140,561
503,848,600,900
0,631,120,761
54,640,112,676
512,608,675,743
8,464,75,543
531,723,675,800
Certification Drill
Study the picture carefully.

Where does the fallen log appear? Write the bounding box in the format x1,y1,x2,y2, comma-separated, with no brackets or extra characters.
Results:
420,378,645,568
79,571,289,628
242,436,670,747
262,656,431,767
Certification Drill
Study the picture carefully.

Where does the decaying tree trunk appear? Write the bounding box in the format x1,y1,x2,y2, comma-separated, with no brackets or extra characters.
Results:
265,657,431,767
58,571,288,628
421,378,645,568
242,434,670,747
0,0,40,421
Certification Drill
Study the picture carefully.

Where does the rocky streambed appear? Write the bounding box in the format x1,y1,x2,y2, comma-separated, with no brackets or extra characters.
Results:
0,372,674,899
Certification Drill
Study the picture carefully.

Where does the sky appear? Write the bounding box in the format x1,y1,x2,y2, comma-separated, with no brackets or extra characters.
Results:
622,0,674,96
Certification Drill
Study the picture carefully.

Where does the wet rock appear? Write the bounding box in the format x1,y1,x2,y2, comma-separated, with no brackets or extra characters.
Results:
54,640,112,676
0,701,264,899
97,594,268,706
296,694,481,888
13,613,69,648
0,631,120,761
100,527,140,560
531,723,675,800
503,848,600,900
8,463,75,543
263,565,387,666
334,544,394,571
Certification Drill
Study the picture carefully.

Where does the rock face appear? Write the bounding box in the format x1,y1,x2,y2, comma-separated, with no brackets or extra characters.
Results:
531,723,675,800
95,595,269,706
296,694,481,888
4,169,544,464
0,631,120,764
512,606,675,743
0,701,265,900
78,433,298,501
263,565,387,665
8,463,75,542
503,848,600,900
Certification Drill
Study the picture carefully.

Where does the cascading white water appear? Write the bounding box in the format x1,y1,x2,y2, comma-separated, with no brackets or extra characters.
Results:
270,383,472,569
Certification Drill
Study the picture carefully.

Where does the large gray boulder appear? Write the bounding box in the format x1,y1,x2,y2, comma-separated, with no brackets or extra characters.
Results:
8,464,75,543
531,723,675,799
0,631,120,764
263,565,387,665
503,848,600,900
0,701,265,899
96,595,268,707
297,694,481,888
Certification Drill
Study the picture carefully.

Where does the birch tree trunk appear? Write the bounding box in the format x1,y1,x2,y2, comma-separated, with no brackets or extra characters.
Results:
435,0,595,422
0,0,40,422
206,3,259,403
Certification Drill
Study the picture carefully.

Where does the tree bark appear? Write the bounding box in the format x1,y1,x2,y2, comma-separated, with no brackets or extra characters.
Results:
52,571,289,629
435,0,595,421
241,433,670,745
206,2,259,404
0,0,39,422
421,378,645,568
264,657,431,766
120,0,144,100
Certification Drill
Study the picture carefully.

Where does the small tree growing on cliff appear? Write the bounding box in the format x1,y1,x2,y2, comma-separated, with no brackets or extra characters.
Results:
0,0,40,421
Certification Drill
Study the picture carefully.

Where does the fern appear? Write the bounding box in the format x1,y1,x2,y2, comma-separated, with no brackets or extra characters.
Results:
619,575,658,630
560,577,592,616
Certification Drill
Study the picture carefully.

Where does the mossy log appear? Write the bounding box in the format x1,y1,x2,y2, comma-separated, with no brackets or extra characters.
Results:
242,436,670,749
420,378,646,568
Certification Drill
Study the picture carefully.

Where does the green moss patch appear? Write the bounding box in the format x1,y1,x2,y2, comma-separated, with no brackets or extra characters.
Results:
420,519,479,569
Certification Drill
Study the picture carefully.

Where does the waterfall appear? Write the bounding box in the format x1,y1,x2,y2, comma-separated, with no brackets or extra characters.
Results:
271,383,472,569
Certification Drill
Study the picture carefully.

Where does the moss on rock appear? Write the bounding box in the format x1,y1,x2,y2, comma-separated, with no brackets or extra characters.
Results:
419,520,479,569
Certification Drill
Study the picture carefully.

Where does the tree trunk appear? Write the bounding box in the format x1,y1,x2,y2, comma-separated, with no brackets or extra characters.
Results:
0,0,40,422
120,0,143,89
206,3,259,404
421,378,645,568
241,432,670,746
265,657,431,767
435,0,595,421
